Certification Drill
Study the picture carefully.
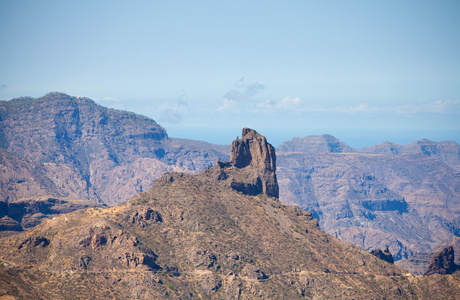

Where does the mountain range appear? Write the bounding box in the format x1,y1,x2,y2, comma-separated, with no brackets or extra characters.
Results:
0,93,228,206
1,128,459,299
1,93,459,276
276,134,460,274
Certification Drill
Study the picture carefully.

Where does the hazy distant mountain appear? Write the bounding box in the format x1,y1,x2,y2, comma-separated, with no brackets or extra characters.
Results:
277,134,355,153
276,135,460,274
1,129,458,299
278,134,460,171
358,139,460,171
0,93,229,206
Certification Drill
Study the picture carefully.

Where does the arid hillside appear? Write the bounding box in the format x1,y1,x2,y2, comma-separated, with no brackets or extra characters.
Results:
1,129,459,299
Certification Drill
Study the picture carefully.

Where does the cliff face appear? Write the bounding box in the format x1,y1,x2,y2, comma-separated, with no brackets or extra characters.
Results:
208,128,279,198
0,93,229,206
276,135,460,274
230,128,276,172
1,131,459,299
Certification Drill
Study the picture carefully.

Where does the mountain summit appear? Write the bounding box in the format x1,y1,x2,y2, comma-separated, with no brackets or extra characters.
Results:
207,128,279,198
0,93,229,206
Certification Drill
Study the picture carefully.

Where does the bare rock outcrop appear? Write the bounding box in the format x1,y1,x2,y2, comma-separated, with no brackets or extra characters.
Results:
424,246,459,275
370,247,394,264
18,236,50,250
207,128,279,198
125,207,162,228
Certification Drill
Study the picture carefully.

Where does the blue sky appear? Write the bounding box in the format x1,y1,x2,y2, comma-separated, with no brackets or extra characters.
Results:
1,0,459,147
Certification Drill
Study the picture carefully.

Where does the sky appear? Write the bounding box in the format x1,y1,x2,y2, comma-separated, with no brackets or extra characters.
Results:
1,0,459,147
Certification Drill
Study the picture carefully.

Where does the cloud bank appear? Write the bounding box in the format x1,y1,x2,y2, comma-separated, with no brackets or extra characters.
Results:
252,98,460,117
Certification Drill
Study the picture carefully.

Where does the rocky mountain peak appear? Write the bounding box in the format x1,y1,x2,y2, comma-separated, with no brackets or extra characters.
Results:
207,128,279,198
230,127,276,172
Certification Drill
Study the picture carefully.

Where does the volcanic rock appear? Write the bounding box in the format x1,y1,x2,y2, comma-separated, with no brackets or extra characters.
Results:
208,128,279,198
424,246,459,275
370,247,394,264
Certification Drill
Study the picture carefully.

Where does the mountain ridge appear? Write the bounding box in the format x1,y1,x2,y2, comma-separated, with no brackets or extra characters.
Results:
2,92,459,276
0,93,229,206
276,135,460,274
1,129,459,299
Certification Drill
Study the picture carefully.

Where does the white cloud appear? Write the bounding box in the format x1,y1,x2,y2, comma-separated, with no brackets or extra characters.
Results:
278,97,301,109
391,100,460,114
217,98,240,113
325,102,377,114
101,96,121,102
255,97,301,112
256,99,277,109
256,97,375,115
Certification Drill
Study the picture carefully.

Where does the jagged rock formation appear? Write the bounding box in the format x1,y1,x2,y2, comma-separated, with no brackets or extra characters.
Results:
370,247,394,264
0,93,229,206
424,246,459,275
276,134,460,274
207,128,279,198
1,132,460,299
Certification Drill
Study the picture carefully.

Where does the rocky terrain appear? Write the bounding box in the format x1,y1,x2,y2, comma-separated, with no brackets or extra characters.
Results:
0,196,105,235
276,134,460,274
2,92,460,278
1,129,459,299
424,246,459,276
0,93,229,206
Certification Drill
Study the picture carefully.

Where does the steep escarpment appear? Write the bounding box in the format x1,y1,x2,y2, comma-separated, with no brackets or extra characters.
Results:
276,135,460,274
1,130,459,299
0,93,229,206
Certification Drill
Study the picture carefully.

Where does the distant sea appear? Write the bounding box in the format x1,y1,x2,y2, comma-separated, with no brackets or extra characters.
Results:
166,127,460,149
